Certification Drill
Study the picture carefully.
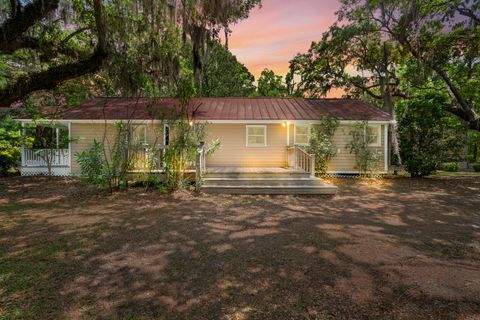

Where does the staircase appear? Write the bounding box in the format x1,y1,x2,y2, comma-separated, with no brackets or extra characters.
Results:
201,168,338,195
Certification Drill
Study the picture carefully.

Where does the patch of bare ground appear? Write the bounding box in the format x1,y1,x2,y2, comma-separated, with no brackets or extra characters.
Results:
0,176,479,319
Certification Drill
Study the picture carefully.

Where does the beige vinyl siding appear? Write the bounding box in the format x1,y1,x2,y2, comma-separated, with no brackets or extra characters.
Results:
70,122,163,173
205,124,288,167
69,121,386,173
327,124,386,172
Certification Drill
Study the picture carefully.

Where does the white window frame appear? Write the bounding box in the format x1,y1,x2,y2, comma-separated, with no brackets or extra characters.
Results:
294,124,311,146
246,125,267,147
366,125,382,147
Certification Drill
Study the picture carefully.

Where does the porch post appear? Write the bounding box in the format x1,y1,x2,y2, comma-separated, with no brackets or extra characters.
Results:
286,122,290,146
384,124,388,173
68,122,72,174
56,127,60,148
21,122,25,167
310,154,316,177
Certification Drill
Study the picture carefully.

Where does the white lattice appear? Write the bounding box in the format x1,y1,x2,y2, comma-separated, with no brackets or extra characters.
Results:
20,166,71,176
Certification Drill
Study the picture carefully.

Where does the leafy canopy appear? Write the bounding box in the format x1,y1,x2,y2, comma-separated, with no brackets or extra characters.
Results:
289,0,480,131
257,69,288,97
202,42,256,97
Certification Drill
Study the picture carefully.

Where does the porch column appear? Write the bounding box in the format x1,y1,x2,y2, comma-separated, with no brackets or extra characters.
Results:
68,122,72,173
21,122,25,167
384,124,389,172
286,122,290,146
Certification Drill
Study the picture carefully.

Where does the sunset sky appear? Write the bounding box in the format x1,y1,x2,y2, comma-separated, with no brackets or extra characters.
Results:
228,0,341,80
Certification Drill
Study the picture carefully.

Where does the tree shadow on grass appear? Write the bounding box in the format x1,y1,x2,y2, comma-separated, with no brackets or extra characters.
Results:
0,176,479,319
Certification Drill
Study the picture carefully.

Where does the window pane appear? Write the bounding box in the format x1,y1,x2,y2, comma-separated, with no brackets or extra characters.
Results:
248,127,264,136
248,135,265,145
247,126,266,146
295,125,309,144
367,126,379,145
296,125,308,135
296,134,309,145
131,125,146,144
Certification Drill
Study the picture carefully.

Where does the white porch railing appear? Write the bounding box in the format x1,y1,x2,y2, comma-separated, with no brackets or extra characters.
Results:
22,148,69,167
195,143,207,191
129,145,166,171
287,145,316,177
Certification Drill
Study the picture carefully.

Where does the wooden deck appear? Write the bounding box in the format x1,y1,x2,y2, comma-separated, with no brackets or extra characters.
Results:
202,167,338,195
207,167,306,174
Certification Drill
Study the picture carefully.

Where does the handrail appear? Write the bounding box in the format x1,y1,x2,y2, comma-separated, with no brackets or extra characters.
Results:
195,143,206,191
289,145,316,177
23,148,69,167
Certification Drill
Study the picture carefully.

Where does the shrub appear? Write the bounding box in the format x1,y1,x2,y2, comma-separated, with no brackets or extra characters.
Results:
441,162,459,172
0,116,22,174
397,94,465,177
305,117,339,176
163,120,219,190
75,122,141,191
76,139,106,188
347,120,382,175
473,163,480,172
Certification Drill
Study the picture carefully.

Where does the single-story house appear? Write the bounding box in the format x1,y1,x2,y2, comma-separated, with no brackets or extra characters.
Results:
17,97,392,193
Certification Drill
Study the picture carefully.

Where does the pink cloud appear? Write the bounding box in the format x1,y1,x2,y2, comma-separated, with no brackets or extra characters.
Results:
229,0,341,85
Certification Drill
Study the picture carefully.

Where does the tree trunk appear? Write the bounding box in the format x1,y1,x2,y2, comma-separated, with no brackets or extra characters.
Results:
224,25,229,49
474,142,478,163
379,0,401,167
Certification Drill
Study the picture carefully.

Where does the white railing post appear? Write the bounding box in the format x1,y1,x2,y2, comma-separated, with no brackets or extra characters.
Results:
68,122,71,173
196,142,205,192
310,154,316,177
21,122,25,167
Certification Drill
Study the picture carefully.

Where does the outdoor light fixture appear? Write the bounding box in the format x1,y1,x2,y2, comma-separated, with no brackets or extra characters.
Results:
189,121,194,126
282,122,286,127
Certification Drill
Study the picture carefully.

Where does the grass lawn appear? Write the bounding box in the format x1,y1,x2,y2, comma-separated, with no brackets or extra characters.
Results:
1,176,479,319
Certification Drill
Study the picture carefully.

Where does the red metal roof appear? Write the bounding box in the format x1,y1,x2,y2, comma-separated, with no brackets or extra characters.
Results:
57,97,391,121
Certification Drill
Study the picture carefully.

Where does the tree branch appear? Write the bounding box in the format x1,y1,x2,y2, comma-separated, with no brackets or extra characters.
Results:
457,5,480,24
0,49,107,107
446,105,480,131
1,36,40,53
0,0,109,107
0,0,60,53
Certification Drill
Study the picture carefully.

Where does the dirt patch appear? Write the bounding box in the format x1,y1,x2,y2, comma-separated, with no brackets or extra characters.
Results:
0,176,479,319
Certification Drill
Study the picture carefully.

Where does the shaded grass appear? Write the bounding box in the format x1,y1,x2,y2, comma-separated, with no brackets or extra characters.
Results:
0,176,479,319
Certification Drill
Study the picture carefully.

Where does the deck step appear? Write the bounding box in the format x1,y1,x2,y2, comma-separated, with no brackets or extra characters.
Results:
206,172,311,179
202,167,337,195
202,184,338,195
204,177,326,187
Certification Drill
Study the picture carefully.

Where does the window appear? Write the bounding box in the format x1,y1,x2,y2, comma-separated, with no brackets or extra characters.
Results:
163,124,170,146
366,125,381,147
130,124,147,145
246,125,267,147
294,125,310,145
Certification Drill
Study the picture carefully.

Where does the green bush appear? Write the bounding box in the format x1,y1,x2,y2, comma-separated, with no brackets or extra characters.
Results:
441,162,459,172
347,120,382,175
75,139,106,189
75,122,139,191
305,117,339,176
397,94,464,177
0,116,22,174
473,163,480,172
